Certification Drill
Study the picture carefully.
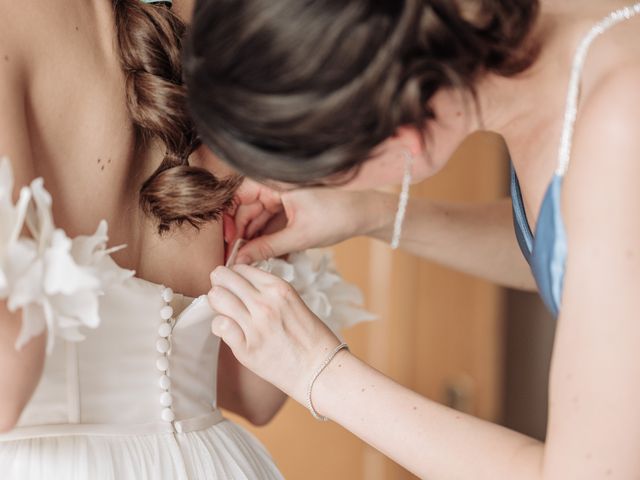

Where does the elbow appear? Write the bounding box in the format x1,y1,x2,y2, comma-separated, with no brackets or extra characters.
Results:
0,418,18,434
0,406,22,433
246,399,288,427
246,409,279,427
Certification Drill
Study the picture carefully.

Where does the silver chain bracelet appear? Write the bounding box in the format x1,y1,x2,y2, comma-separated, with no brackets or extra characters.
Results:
306,342,349,421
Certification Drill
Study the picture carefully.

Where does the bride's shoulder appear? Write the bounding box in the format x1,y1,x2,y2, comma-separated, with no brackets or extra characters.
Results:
565,61,640,224
0,0,88,73
0,0,49,51
572,11,640,148
579,12,640,97
579,61,640,146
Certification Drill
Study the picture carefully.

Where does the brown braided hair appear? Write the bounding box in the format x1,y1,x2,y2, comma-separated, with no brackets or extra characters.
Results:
113,0,241,233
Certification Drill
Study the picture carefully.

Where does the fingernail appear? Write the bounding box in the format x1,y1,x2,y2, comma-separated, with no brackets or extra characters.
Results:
210,266,224,283
211,321,220,335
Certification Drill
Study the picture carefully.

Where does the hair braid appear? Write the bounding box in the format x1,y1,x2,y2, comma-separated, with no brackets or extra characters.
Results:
113,0,240,233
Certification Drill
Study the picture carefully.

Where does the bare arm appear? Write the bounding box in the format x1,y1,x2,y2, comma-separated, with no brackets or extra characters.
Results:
209,259,544,479
0,306,46,432
366,192,535,290
0,38,46,432
539,66,640,479
234,185,535,291
216,342,287,426
209,66,640,479
317,68,640,479
315,350,542,479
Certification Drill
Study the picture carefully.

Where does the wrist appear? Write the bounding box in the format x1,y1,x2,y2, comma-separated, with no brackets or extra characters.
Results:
308,348,355,420
289,335,342,405
356,190,397,241
305,342,349,421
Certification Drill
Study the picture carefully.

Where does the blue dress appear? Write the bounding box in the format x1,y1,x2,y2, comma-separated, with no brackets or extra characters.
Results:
509,2,640,317
511,169,566,317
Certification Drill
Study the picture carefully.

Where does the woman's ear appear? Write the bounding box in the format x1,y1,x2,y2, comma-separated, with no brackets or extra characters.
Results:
393,125,425,159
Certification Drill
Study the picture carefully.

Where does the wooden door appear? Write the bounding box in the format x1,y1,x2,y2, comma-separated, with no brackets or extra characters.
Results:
227,133,510,479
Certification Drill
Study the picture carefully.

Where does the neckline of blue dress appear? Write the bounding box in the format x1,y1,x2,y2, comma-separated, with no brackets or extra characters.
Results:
510,166,535,262
510,166,567,317
508,2,640,318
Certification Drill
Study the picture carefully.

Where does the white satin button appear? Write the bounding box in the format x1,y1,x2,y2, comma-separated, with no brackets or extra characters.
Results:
158,375,171,390
158,323,172,338
156,356,169,372
161,407,175,422
156,338,170,354
160,305,174,320
162,287,174,303
160,392,173,407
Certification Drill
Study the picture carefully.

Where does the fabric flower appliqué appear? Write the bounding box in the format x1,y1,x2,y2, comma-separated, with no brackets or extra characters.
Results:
255,251,376,336
0,157,133,353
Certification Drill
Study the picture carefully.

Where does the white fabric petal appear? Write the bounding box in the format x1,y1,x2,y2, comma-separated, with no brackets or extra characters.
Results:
71,220,110,264
13,303,46,351
25,177,54,253
0,157,32,298
44,230,101,295
0,159,133,353
0,269,7,295
254,250,376,335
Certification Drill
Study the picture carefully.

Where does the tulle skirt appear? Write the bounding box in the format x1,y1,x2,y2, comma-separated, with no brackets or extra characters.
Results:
0,420,283,480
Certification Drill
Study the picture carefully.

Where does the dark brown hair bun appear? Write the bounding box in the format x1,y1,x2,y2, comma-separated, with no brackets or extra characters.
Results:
184,0,539,184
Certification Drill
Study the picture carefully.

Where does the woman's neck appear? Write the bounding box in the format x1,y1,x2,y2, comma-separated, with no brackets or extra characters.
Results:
475,12,565,143
475,0,632,145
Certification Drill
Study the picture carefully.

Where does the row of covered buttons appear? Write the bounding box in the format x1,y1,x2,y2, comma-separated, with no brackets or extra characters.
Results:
156,287,176,422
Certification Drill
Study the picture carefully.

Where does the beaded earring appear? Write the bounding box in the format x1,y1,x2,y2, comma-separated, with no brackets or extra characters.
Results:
390,151,413,250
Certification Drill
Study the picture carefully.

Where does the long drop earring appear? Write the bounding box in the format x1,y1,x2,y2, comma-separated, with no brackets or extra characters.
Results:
390,151,413,250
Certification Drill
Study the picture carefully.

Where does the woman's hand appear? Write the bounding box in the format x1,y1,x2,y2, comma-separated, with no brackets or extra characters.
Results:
228,179,389,264
225,178,284,247
208,263,341,404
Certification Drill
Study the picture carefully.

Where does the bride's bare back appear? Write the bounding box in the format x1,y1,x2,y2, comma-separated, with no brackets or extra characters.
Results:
0,0,291,437
0,0,222,298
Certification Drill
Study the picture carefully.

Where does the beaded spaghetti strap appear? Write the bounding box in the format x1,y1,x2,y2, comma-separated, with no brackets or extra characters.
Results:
556,2,640,176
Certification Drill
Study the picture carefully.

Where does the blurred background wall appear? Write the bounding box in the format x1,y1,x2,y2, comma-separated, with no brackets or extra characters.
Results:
226,133,556,479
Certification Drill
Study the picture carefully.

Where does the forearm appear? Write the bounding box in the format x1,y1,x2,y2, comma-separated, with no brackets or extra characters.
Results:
217,342,287,425
361,191,536,290
314,351,543,480
0,303,45,432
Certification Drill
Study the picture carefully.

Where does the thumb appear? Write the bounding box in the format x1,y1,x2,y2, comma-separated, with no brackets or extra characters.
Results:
235,229,299,264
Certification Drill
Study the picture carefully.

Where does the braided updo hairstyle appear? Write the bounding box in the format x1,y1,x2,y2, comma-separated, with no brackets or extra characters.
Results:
184,0,540,184
113,0,240,233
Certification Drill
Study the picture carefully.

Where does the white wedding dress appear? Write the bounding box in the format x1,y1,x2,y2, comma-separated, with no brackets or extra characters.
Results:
0,158,374,479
